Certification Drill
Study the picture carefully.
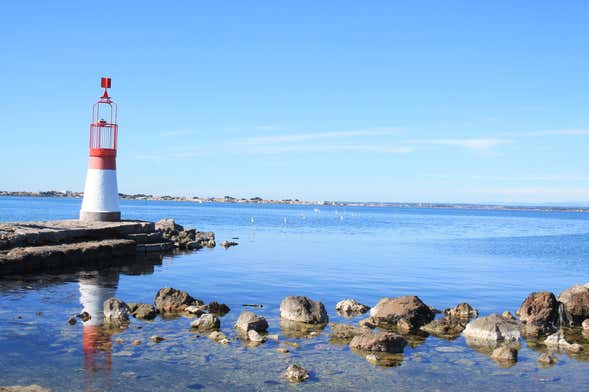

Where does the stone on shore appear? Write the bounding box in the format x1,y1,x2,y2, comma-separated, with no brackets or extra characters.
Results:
154,287,203,313
582,319,589,333
463,314,520,347
280,296,328,324
127,303,156,320
235,311,268,333
557,284,589,325
103,298,131,325
444,303,478,320
516,292,558,335
365,296,435,332
283,364,309,383
349,331,407,354
190,314,220,332
335,299,370,317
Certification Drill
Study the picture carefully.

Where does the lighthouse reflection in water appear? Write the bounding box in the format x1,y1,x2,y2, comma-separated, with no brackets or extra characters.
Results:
74,255,162,391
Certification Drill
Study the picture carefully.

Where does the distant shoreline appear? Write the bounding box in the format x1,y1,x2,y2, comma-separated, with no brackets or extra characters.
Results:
2,190,589,213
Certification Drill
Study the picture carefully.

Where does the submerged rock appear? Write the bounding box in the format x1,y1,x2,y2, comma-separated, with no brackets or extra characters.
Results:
444,303,478,320
150,335,165,343
516,292,558,335
329,322,366,344
280,296,328,324
491,346,518,366
463,314,520,347
543,330,583,352
366,296,435,332
0,385,52,392
190,314,220,332
420,316,467,338
235,311,268,333
154,287,203,313
103,298,131,325
349,331,407,354
557,284,589,325
365,353,404,367
221,241,238,248
247,330,266,343
128,303,156,320
208,331,230,345
280,319,326,339
336,299,370,317
538,352,558,366
282,364,309,383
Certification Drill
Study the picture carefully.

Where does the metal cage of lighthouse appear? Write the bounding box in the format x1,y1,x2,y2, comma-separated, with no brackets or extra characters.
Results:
89,77,118,158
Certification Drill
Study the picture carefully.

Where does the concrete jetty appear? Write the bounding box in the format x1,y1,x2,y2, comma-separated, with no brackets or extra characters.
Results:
0,219,212,275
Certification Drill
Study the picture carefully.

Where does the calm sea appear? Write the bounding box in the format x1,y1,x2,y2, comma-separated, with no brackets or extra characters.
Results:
0,196,588,391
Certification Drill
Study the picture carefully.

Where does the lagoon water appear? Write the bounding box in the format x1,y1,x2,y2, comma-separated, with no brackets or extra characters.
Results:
1,196,589,391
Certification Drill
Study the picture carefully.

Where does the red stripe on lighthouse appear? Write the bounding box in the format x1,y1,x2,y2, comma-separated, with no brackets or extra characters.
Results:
88,156,116,170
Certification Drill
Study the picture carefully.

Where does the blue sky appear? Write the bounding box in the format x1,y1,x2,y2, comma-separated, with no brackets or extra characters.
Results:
1,1,588,203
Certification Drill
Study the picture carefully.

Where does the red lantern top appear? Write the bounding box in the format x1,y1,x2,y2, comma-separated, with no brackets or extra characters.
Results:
89,77,118,157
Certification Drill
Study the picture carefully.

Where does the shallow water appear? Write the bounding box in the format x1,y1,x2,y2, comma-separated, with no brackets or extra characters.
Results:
1,197,588,391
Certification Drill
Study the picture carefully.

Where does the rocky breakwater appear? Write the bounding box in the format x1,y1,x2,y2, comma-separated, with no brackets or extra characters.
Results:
0,218,216,275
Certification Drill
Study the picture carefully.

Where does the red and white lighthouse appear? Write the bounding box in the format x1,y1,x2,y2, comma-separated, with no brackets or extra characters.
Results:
80,77,121,222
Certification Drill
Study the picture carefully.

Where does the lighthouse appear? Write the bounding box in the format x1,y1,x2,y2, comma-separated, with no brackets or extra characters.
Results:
80,77,121,222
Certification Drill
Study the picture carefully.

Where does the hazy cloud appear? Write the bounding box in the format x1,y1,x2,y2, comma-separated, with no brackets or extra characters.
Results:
407,138,511,150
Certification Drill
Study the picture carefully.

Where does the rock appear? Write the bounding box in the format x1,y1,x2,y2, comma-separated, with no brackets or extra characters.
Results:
185,305,206,316
155,218,183,233
349,331,407,354
190,314,220,332
582,319,589,332
367,296,435,332
365,353,380,365
67,316,77,325
277,347,289,353
444,303,478,319
77,312,91,322
186,241,203,250
364,353,403,367
154,287,203,313
221,241,238,248
558,285,589,325
103,298,131,325
131,340,141,346
502,311,516,321
336,299,370,317
283,364,309,383
115,338,124,344
463,314,520,346
538,352,558,366
516,292,558,335
0,386,52,392
280,296,328,324
491,346,518,365
208,331,230,344
150,335,165,343
570,343,583,353
235,311,268,333
420,316,467,338
128,303,156,320
247,330,265,342
359,318,377,329
329,322,366,343
543,330,572,350
208,301,230,315
267,334,279,341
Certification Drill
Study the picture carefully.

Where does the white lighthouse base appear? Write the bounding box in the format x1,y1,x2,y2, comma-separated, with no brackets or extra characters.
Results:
80,169,121,222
